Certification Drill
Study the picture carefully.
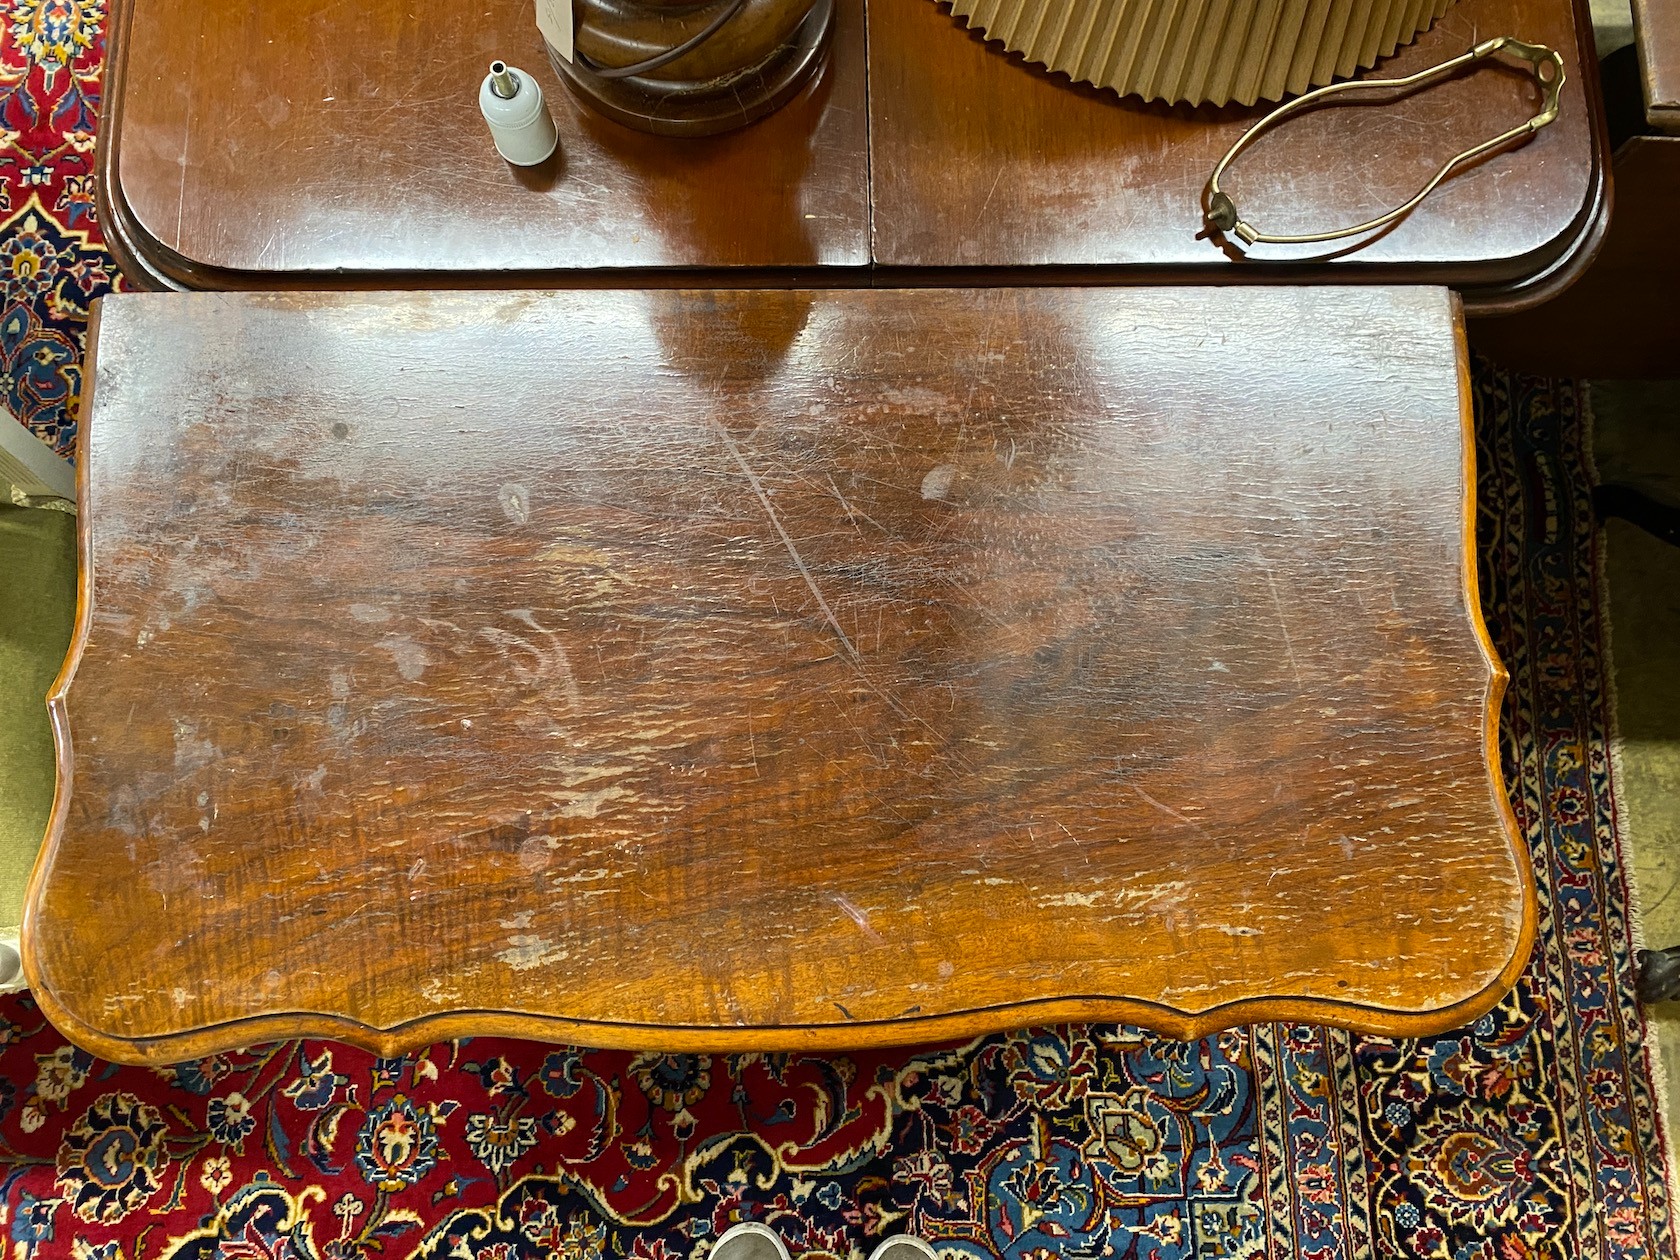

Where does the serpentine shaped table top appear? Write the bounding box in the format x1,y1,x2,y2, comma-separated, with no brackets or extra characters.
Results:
27,286,1532,1063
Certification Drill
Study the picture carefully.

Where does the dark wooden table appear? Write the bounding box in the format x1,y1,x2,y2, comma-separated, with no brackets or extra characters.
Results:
99,0,873,283
27,285,1533,1063
1633,0,1680,130
1468,0,1679,375
867,0,1604,299
99,0,1606,304
1469,133,1680,376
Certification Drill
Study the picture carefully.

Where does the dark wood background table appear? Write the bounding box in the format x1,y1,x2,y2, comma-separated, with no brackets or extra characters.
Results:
1467,0,1680,374
27,285,1532,1063
1633,0,1680,129
866,0,1602,296
100,0,872,282
99,0,1606,305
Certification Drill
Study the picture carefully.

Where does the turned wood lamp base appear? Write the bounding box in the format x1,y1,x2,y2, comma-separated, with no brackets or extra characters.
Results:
550,0,834,136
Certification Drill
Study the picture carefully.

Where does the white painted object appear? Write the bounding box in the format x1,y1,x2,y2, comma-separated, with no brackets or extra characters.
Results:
536,0,574,62
0,408,73,502
0,935,23,995
479,61,559,167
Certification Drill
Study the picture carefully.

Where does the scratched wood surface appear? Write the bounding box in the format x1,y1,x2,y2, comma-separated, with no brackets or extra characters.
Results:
98,0,1603,301
98,0,869,284
28,287,1533,1064
869,0,1604,298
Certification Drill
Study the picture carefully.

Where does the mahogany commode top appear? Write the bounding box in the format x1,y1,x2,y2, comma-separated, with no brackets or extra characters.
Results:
27,285,1533,1063
99,0,1605,301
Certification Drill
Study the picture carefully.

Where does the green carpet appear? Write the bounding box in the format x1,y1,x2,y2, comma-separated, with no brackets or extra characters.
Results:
1594,378,1680,1182
0,502,76,939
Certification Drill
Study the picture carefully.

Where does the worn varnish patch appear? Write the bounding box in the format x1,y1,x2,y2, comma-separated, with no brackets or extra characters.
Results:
25,287,1532,1063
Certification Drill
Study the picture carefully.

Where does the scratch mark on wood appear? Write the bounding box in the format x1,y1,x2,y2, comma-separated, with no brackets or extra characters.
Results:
1263,566,1303,685
833,893,885,944
709,415,954,755
825,474,864,536
1133,786,1206,835
708,414,858,660
510,610,583,713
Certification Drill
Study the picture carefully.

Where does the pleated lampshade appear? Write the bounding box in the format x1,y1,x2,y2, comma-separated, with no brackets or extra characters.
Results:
943,0,1456,106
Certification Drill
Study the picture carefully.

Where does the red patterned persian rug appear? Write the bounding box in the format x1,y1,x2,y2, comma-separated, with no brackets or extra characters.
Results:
0,5,1676,1260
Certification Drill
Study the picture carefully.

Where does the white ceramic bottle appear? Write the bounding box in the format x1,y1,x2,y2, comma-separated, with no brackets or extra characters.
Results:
478,61,559,167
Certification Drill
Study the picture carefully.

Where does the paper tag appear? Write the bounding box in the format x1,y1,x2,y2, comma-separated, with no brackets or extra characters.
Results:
536,0,573,62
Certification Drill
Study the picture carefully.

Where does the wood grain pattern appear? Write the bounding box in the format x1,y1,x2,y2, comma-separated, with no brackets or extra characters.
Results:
869,0,1604,289
26,286,1533,1064
98,0,869,283
97,0,1603,298
1632,0,1680,130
